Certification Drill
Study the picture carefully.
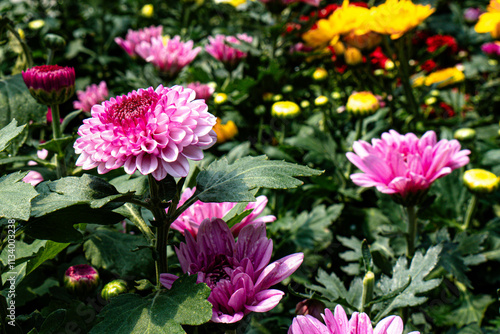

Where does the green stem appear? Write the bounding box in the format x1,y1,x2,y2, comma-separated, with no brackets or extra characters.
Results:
46,49,54,65
280,121,286,145
6,22,34,68
461,194,478,231
406,205,417,259
345,118,363,179
49,104,67,178
394,37,419,127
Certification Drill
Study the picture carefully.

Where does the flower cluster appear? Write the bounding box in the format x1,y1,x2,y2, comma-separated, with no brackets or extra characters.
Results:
115,25,163,58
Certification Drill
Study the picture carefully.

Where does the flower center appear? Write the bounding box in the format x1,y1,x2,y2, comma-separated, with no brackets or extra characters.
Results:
108,92,160,126
203,254,233,288
34,64,65,73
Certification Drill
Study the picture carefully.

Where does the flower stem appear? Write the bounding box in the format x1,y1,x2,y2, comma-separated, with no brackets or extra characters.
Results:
50,104,67,178
46,49,54,65
5,21,34,68
406,205,417,259
394,37,419,127
461,194,478,231
345,118,363,179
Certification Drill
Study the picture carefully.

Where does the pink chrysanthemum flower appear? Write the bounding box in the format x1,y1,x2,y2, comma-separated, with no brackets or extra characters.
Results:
73,81,109,113
74,85,217,180
135,36,201,78
114,25,163,58
289,304,420,334
22,65,75,105
205,34,253,68
346,130,470,205
170,187,276,238
186,82,215,102
160,218,303,323
481,41,500,57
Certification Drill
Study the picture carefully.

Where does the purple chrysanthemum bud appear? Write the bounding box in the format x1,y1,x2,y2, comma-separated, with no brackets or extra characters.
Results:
64,264,99,297
22,65,75,105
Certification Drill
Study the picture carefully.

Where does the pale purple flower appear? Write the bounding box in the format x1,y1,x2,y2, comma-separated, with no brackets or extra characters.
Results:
289,305,420,334
74,85,217,180
463,8,483,23
186,82,215,102
170,187,276,238
160,218,304,323
114,25,163,58
135,35,201,77
481,42,500,57
22,149,48,186
73,81,109,113
346,130,470,204
205,34,253,67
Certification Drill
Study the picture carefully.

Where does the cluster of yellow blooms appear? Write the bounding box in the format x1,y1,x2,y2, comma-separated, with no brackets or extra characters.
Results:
475,0,500,39
303,0,435,48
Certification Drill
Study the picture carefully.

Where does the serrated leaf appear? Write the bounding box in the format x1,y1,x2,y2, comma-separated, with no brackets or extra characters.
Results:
305,268,348,303
90,275,212,334
0,119,25,152
0,171,39,221
196,155,323,203
83,228,154,278
375,245,442,321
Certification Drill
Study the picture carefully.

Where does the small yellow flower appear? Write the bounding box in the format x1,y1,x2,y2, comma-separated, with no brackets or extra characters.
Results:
28,19,45,30
385,60,395,70
272,94,283,102
141,4,154,17
366,0,435,40
214,0,246,6
312,68,328,81
454,128,476,142
314,95,329,106
214,93,228,104
475,0,500,39
346,91,380,116
271,101,300,118
330,41,345,56
213,118,238,143
425,97,437,105
413,67,465,88
300,100,310,108
282,85,293,93
18,29,25,40
344,47,363,65
463,169,499,194
331,92,342,99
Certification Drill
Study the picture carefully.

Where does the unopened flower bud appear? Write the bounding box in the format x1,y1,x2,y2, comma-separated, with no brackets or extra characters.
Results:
314,95,328,106
454,128,476,142
346,91,380,117
101,279,128,301
272,101,300,118
28,19,45,30
331,91,342,99
425,97,437,105
214,92,228,104
385,60,394,70
22,65,75,105
463,169,499,194
295,299,326,321
272,94,283,102
43,34,66,51
312,67,328,81
300,100,310,108
344,47,363,66
64,265,99,297
282,85,294,93
262,92,274,102
141,4,154,17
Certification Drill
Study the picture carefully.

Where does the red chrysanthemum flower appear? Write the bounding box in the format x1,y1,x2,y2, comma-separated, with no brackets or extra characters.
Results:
426,35,458,53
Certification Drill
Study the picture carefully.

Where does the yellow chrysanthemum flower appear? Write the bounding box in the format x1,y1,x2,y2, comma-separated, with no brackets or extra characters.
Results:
475,0,500,39
141,4,154,17
271,101,300,118
214,0,247,7
312,67,328,81
302,0,370,47
213,118,238,143
413,67,465,88
366,0,435,39
314,95,329,106
214,93,228,104
463,169,499,194
346,91,380,116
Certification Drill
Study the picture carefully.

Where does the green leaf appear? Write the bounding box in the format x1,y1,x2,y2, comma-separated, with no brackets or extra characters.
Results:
0,171,39,221
39,309,66,334
83,228,154,278
374,245,442,321
25,241,70,277
195,155,323,203
61,109,82,132
113,203,155,243
0,119,26,152
109,174,148,197
305,268,348,303
90,275,212,334
38,136,75,154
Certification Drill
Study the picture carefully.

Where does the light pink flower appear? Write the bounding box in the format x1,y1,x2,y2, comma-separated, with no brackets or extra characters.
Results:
73,81,109,113
161,218,303,323
170,187,276,238
115,25,163,58
135,36,201,78
346,130,470,203
289,305,420,334
22,149,49,186
74,85,217,180
205,34,253,67
186,82,215,102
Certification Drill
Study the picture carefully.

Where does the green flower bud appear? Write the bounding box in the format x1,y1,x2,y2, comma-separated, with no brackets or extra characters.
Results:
453,128,476,142
43,34,66,51
101,279,128,301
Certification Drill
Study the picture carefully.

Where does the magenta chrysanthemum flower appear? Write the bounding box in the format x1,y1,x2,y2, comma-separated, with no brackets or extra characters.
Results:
205,34,253,68
160,218,303,323
481,42,500,57
135,36,201,77
186,82,215,102
64,264,99,296
73,81,109,113
114,25,163,58
169,187,276,237
22,65,75,105
289,305,420,334
346,130,470,205
74,85,217,180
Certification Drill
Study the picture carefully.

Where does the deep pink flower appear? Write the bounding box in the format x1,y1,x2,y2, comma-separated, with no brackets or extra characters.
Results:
135,36,201,77
481,42,500,57
22,149,48,186
115,25,163,58
22,65,75,105
186,82,215,102
74,85,217,180
289,304,420,334
160,218,303,323
64,264,99,296
73,81,109,112
205,34,253,67
346,130,470,204
170,187,276,238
